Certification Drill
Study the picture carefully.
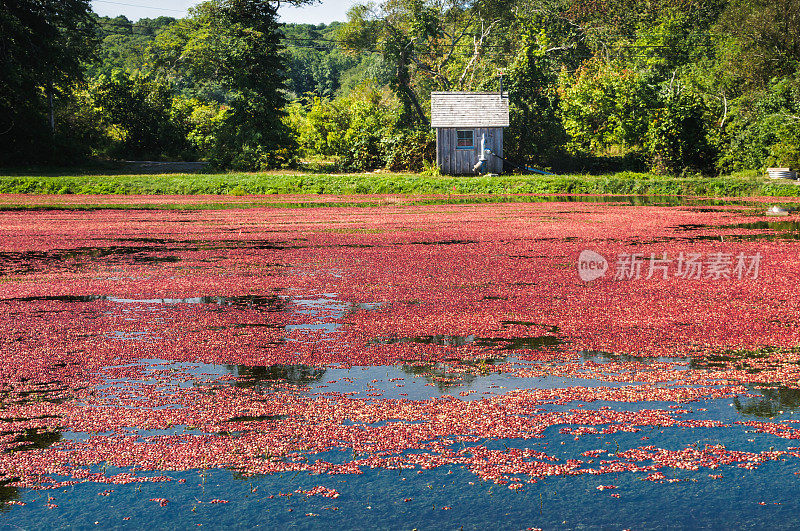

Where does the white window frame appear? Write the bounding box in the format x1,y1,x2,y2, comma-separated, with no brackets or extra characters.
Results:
456,129,474,150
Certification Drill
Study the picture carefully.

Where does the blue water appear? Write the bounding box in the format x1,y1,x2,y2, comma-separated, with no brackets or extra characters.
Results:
4,292,800,529
5,426,800,530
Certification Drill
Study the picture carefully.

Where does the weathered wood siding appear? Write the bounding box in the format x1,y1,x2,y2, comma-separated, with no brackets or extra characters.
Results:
436,127,503,175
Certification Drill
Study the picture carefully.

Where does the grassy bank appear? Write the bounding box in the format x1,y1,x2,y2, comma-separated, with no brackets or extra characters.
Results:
0,170,797,197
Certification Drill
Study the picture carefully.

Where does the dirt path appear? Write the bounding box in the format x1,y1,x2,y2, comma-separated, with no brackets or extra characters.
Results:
121,161,209,174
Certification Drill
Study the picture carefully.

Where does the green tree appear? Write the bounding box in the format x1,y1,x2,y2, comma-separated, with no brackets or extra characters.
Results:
504,29,567,167
0,0,97,163
646,92,715,174
717,78,800,172
339,0,516,126
92,71,192,159
151,0,315,169
716,0,800,89
287,82,404,170
88,16,176,79
559,59,655,155
282,22,362,99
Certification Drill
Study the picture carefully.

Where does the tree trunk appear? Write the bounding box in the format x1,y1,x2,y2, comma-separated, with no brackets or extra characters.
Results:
48,81,55,136
397,50,429,126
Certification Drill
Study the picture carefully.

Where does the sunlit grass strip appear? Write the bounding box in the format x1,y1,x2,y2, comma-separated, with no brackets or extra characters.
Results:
0,171,797,197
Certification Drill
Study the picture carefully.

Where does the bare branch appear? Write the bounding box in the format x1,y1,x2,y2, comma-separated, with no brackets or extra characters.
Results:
456,17,497,89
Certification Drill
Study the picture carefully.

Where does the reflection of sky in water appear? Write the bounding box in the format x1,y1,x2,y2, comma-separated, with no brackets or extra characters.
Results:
11,199,800,529
93,295,704,405
305,363,632,401
90,293,776,429
50,290,800,530
11,422,800,529
100,358,633,400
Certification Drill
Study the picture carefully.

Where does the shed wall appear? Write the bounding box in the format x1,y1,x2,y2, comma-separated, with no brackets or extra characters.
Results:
436,127,503,175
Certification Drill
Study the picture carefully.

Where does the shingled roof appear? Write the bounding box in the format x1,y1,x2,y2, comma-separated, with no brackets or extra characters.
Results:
430,91,510,128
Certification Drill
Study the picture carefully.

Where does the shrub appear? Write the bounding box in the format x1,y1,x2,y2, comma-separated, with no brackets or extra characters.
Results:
717,77,800,172
208,99,298,171
768,119,800,168
92,71,192,160
559,59,655,156
646,93,715,174
183,100,228,157
383,128,435,172
286,81,402,171
504,32,567,167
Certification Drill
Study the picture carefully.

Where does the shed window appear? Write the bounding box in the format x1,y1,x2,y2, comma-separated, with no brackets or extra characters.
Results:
456,130,474,149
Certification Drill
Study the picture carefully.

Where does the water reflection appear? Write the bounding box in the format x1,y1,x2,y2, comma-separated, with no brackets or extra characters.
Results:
582,350,687,364
733,386,800,418
0,240,292,275
0,484,22,513
689,348,775,370
1,385,67,448
372,334,560,351
481,335,560,351
0,195,765,214
4,294,287,312
225,364,326,388
726,221,800,232
2,427,62,454
375,335,476,347
399,358,499,391
0,385,65,509
0,246,180,275
673,219,800,242
242,195,757,208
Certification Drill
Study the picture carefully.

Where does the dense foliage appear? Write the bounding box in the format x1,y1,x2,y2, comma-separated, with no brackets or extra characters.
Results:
0,0,96,164
2,0,799,174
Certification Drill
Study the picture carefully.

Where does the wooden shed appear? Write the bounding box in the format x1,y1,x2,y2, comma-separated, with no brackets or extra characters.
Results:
431,91,510,175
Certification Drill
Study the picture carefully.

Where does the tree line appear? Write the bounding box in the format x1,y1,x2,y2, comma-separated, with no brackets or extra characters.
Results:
1,0,799,175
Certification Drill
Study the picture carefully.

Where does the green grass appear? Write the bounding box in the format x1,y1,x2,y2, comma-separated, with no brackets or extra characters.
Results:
0,170,796,197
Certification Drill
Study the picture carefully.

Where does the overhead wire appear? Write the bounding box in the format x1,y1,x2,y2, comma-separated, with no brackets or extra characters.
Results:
92,0,187,13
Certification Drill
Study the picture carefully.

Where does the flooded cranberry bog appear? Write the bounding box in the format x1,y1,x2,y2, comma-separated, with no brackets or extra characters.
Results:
4,192,800,528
